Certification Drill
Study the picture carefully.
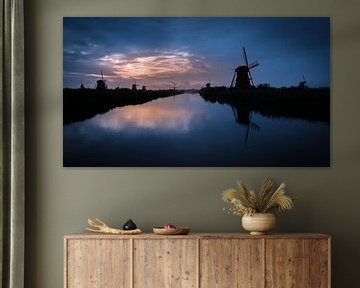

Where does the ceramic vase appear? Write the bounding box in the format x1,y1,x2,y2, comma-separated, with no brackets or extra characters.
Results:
242,213,276,235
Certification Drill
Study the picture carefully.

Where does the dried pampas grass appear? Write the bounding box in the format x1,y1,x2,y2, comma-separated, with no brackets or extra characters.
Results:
222,178,294,216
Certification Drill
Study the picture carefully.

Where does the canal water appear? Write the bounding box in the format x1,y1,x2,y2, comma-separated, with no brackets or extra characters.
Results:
63,93,330,167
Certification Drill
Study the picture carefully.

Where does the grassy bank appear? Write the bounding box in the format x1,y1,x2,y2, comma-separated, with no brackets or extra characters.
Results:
63,88,184,124
199,87,330,123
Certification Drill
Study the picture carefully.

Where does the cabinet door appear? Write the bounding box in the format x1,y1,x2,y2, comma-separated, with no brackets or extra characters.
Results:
200,239,264,288
66,239,131,288
309,239,330,288
266,239,310,288
134,239,198,288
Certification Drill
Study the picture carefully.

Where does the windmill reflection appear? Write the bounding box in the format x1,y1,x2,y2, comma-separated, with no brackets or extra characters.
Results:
231,105,260,145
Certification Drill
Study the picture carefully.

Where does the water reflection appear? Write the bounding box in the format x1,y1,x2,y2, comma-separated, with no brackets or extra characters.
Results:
91,96,198,132
231,105,261,145
63,93,330,167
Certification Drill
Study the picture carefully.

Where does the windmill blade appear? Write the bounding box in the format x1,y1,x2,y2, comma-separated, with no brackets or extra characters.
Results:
249,121,260,130
243,47,249,68
230,71,236,87
248,61,259,69
248,70,254,86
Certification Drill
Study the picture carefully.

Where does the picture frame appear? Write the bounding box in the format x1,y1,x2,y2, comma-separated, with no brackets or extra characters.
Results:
63,17,330,167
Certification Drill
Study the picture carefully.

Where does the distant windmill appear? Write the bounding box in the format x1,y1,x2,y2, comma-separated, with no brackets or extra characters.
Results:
95,70,107,90
230,47,259,89
205,77,211,89
298,75,307,89
132,79,139,91
166,81,177,90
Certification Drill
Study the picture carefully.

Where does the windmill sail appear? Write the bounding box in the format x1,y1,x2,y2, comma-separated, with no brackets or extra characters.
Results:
233,47,259,89
248,61,259,69
230,71,236,88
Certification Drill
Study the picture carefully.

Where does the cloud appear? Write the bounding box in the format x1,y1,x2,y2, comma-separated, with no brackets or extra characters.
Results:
64,18,330,88
65,71,119,79
97,51,209,79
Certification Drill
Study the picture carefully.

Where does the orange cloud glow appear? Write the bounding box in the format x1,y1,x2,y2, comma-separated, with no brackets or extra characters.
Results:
97,51,208,79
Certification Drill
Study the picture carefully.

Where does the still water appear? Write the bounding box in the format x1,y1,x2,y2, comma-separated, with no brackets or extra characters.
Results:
63,93,330,167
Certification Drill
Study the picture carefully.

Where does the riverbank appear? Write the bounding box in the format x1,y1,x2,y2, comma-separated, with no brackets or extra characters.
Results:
199,87,330,123
64,88,184,124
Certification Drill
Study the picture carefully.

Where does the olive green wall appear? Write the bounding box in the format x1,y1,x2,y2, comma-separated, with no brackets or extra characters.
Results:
25,0,360,287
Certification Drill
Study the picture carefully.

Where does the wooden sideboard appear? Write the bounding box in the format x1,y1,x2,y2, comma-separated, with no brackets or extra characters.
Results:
64,233,330,288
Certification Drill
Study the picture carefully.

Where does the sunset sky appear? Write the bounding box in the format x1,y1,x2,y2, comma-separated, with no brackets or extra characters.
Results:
63,17,330,89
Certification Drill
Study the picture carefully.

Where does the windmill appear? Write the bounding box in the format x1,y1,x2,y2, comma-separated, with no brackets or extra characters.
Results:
166,81,177,90
95,70,107,90
230,47,259,89
298,75,307,89
205,77,211,89
131,79,139,91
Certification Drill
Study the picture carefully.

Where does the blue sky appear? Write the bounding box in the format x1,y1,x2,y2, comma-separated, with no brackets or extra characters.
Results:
63,17,330,89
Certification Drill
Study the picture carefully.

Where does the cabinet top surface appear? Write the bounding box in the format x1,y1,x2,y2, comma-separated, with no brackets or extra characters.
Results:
64,232,330,240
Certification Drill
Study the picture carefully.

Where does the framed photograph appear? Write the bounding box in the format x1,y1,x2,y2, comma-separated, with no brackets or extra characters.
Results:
63,17,330,167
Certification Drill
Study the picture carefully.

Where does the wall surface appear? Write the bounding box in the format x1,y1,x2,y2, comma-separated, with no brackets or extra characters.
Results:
25,0,360,287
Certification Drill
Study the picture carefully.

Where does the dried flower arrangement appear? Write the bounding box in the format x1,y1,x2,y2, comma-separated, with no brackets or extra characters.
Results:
222,178,294,216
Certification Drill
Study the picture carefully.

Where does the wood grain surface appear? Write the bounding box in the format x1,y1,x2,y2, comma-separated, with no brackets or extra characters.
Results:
200,238,264,288
65,239,131,288
133,239,198,288
309,239,330,288
265,239,309,287
64,233,330,288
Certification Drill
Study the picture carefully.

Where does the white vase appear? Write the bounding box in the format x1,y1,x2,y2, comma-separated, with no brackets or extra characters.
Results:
242,213,276,235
